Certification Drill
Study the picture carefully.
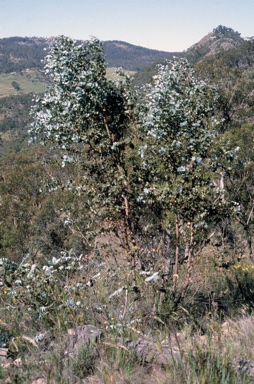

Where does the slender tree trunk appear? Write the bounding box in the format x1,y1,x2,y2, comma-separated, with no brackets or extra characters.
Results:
180,223,194,301
173,215,180,294
187,222,194,268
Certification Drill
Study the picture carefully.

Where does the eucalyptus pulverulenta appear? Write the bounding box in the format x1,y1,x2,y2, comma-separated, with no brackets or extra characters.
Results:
29,36,142,268
30,38,236,288
140,58,235,292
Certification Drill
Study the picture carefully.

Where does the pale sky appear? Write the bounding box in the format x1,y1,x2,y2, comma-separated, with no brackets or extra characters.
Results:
0,0,253,52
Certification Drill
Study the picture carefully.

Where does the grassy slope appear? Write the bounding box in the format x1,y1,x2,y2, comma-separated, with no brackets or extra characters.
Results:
0,70,47,98
0,68,135,98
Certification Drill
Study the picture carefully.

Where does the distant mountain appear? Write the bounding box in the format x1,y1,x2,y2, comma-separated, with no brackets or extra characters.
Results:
0,36,175,74
185,25,245,63
133,25,252,85
0,26,253,95
103,40,175,71
0,36,48,73
0,26,251,75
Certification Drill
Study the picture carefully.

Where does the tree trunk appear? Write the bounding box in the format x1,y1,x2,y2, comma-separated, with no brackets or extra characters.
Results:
173,215,180,294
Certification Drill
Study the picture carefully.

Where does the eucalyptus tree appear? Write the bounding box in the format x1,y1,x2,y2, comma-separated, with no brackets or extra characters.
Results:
30,38,236,290
29,36,142,266
139,58,235,291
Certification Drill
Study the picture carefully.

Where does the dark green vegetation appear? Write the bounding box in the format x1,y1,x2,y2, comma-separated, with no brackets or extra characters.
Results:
0,26,254,383
0,36,174,99
103,40,175,70
0,36,174,74
0,37,47,73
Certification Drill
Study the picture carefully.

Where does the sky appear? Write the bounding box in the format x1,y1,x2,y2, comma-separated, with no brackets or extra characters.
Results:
0,0,253,52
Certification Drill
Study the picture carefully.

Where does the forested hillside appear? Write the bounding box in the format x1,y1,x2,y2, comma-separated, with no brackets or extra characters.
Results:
0,36,174,73
133,25,254,84
103,40,174,70
0,27,254,383
0,37,47,73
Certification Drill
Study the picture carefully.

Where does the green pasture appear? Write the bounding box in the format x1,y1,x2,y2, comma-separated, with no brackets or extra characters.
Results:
0,70,47,98
0,69,135,98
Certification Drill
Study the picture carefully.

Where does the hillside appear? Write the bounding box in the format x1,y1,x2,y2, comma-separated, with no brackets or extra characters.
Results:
1,27,254,383
186,25,244,62
0,36,47,73
0,36,175,99
133,25,254,85
0,26,247,95
0,36,174,74
103,40,175,70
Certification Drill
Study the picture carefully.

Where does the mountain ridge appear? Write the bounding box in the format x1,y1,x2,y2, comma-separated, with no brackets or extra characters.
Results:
0,36,176,73
0,26,250,74
102,40,176,70
186,25,245,62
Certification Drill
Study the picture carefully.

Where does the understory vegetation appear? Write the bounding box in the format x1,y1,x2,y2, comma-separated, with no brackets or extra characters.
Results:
0,32,254,383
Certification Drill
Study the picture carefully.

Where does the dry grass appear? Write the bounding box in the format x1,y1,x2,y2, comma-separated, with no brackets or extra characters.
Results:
1,242,254,383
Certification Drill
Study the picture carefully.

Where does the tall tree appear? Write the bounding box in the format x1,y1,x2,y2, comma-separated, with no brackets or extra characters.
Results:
29,36,142,268
30,39,236,290
139,59,235,292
